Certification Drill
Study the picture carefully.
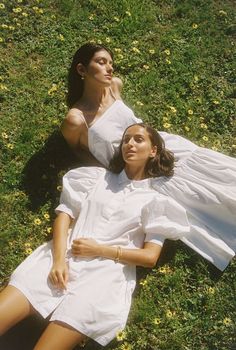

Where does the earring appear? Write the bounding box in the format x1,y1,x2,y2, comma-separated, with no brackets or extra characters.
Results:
81,76,84,80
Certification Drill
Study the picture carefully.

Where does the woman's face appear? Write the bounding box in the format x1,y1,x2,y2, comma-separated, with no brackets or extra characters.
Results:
122,125,157,167
78,50,114,86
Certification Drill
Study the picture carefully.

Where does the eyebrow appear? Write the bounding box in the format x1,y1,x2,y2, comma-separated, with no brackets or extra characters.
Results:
95,56,113,63
124,133,145,138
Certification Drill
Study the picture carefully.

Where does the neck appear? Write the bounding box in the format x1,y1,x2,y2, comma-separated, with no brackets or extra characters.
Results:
80,83,109,109
124,165,147,180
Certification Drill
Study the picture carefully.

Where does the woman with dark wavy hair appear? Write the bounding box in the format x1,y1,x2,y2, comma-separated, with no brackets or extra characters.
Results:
60,43,236,272
0,124,189,349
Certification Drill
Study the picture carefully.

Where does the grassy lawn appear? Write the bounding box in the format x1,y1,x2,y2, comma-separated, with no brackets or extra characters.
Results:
0,0,235,349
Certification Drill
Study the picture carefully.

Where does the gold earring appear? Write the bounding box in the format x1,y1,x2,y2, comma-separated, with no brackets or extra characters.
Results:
81,75,84,80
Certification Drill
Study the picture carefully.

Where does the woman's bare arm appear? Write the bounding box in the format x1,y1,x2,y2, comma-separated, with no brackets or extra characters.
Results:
71,238,162,268
49,212,73,289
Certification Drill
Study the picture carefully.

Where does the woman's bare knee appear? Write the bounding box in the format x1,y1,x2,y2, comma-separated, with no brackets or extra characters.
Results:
0,285,35,335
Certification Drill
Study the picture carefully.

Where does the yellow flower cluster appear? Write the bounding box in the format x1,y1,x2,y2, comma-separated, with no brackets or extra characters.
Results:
48,83,58,95
116,330,126,341
32,6,44,14
153,317,161,325
0,3,5,9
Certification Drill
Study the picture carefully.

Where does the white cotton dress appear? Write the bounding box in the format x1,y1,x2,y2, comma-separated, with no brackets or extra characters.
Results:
9,167,190,346
86,99,236,270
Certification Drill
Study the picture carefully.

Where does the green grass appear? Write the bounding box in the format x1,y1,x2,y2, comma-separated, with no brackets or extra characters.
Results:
0,0,236,349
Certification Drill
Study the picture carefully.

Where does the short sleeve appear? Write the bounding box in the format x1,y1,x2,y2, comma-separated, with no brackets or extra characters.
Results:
142,195,190,246
55,167,105,219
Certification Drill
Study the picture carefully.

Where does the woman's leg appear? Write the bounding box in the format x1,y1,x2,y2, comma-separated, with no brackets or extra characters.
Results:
33,321,88,350
0,285,35,335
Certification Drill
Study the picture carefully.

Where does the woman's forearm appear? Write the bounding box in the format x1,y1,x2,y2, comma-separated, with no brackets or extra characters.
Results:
71,239,162,268
52,212,73,263
99,244,161,268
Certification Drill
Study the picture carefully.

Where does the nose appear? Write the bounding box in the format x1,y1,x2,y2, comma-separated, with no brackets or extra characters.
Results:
127,137,135,147
107,63,113,74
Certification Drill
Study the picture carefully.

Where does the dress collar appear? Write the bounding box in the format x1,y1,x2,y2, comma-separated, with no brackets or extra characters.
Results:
118,170,151,189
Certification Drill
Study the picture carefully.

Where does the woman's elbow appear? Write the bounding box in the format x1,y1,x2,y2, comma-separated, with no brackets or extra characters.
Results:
142,254,159,268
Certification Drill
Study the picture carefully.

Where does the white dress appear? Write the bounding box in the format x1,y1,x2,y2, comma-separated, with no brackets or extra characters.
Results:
87,100,236,270
9,167,191,346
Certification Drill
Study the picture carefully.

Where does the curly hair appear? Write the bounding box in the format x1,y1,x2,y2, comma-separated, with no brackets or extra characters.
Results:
66,43,114,108
109,123,175,178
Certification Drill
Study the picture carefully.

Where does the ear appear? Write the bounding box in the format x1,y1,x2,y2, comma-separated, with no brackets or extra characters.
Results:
76,63,86,78
149,146,157,158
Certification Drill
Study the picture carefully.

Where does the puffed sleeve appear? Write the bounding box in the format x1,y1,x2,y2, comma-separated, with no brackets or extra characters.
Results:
55,167,105,219
142,195,190,246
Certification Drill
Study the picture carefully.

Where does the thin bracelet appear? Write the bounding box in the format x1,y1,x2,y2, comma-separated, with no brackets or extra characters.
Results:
115,246,122,263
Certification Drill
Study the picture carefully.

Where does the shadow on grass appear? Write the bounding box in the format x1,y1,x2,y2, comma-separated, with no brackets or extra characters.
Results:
21,131,79,213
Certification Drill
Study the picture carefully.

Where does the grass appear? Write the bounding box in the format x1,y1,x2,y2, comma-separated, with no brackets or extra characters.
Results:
0,0,236,349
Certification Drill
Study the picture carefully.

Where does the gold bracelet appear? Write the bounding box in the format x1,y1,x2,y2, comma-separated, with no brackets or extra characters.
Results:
115,246,122,263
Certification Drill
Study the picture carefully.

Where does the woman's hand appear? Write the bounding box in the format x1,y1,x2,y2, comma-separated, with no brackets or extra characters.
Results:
71,238,100,258
48,261,69,290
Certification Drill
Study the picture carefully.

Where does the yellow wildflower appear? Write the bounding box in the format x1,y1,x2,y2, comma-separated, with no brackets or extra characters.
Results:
58,34,65,41
121,342,132,350
206,287,215,294
44,213,50,221
125,11,131,16
117,54,124,60
223,317,232,326
88,14,95,20
232,144,236,149
7,143,14,149
17,0,23,3
211,146,218,151
165,59,171,64
24,242,31,248
166,310,175,318
213,100,220,105
25,248,33,255
185,126,190,132
169,106,177,113
114,48,121,53
34,218,42,225
0,37,3,42
114,16,120,22
163,122,171,129
2,24,8,28
0,83,8,90
188,109,193,115
164,49,170,55
202,136,208,141
132,47,140,53
2,132,8,139
159,266,172,274
149,49,155,54
8,26,15,30
48,83,58,95
0,3,5,9
200,123,208,129
136,101,143,106
105,37,111,43
47,227,52,234
219,10,227,16
140,279,147,286
192,23,198,29
13,7,22,13
143,64,150,70
153,317,161,325
32,6,39,11
116,330,126,341
132,40,139,45
57,185,62,192
22,12,28,17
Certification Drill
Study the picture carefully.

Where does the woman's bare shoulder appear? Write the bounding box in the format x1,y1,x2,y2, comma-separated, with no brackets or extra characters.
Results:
64,108,84,127
111,77,123,99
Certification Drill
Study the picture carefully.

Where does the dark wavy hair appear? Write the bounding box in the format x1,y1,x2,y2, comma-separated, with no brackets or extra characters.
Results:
109,123,175,177
66,43,114,108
